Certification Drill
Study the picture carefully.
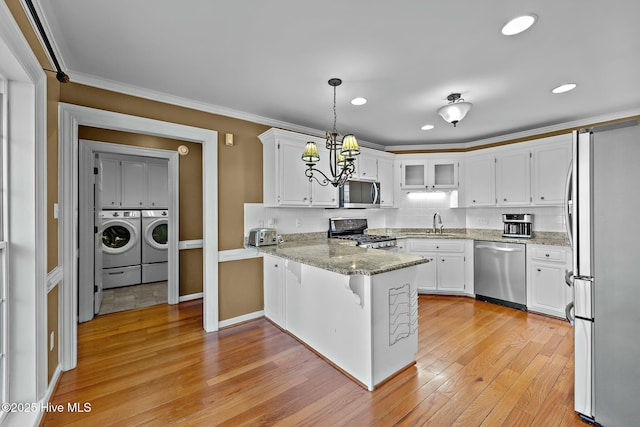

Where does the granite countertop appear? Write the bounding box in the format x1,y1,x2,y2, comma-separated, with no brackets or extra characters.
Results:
367,228,570,247
258,239,428,276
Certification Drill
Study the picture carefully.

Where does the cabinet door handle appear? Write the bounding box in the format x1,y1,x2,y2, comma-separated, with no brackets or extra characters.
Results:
545,253,550,257
472,200,476,203
540,196,545,200
503,198,507,201
537,268,541,272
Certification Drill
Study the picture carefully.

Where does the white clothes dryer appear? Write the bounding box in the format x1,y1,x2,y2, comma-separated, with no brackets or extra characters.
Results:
100,210,141,268
141,210,168,283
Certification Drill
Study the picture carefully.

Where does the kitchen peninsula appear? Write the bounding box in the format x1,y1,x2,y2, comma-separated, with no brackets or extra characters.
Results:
259,239,427,391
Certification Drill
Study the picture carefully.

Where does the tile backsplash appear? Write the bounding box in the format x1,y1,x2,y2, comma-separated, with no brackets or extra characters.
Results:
245,193,567,237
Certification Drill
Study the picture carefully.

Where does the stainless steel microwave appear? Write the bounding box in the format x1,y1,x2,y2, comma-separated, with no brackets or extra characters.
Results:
339,180,380,208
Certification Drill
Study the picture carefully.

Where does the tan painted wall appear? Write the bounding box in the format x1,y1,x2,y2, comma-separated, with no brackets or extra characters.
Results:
218,258,264,320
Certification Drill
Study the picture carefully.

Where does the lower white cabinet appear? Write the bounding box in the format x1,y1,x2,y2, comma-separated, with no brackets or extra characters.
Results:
406,239,467,294
263,254,285,328
527,245,573,318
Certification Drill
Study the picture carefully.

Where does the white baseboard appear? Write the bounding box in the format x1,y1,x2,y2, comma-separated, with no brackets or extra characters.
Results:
179,292,203,302
218,310,264,329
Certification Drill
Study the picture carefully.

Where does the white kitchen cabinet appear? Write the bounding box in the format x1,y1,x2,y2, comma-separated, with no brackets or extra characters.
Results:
465,155,496,206
407,239,466,294
377,157,395,207
496,149,531,206
531,135,572,205
436,253,466,292
356,152,378,181
99,155,168,209
121,159,146,208
263,254,285,328
527,245,573,318
100,157,121,209
147,160,169,208
414,253,437,291
400,158,459,191
260,128,339,207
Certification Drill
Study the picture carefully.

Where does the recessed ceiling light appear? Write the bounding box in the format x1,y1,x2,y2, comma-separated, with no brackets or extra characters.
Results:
501,14,537,36
552,83,577,94
421,124,435,130
351,97,367,106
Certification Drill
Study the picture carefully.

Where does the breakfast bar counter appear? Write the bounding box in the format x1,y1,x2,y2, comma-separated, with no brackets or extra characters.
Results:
259,239,427,275
258,240,427,391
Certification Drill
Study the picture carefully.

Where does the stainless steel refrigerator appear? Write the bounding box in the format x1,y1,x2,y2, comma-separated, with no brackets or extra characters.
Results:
567,123,640,426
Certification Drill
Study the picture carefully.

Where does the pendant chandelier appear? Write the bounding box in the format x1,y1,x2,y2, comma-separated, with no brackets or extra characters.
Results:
301,78,360,187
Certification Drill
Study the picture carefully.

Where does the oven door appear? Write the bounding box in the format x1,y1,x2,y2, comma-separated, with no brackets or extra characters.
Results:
340,180,380,208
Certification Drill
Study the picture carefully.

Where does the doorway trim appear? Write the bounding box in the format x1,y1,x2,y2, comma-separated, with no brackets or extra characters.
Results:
59,103,218,370
78,140,180,322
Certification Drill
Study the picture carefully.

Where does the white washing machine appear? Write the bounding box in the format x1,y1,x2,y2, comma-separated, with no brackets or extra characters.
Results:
141,210,168,283
100,210,141,288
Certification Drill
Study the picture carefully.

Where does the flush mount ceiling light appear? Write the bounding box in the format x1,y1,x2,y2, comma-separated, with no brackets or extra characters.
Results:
301,78,360,187
552,83,577,94
421,124,435,130
351,97,367,106
502,14,537,36
437,93,472,127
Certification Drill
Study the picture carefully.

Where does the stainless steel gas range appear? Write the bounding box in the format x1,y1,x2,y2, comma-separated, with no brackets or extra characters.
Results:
328,218,397,250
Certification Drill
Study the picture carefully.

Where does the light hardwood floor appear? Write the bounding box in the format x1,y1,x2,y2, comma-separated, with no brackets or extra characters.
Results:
42,296,585,426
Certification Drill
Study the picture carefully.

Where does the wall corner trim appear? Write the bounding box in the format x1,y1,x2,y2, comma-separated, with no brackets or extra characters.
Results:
218,310,264,329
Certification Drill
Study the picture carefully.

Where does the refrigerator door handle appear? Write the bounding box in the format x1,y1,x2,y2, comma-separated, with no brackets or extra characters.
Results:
564,161,573,248
565,301,575,326
565,269,574,287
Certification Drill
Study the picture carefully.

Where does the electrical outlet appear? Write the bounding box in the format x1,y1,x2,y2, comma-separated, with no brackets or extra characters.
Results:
267,218,275,227
296,218,302,228
258,220,264,227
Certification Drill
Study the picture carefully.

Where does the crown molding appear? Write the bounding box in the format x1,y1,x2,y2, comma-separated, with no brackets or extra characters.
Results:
67,70,386,151
388,107,640,152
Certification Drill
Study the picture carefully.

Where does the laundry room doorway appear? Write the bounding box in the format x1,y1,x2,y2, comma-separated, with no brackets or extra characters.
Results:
78,139,179,322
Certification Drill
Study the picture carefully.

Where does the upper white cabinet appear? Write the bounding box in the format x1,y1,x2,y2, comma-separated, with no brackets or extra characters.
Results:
399,158,459,191
377,157,395,207
465,155,496,206
120,159,146,208
260,129,339,208
356,152,378,181
99,154,168,209
496,149,531,206
464,134,572,208
147,159,169,208
531,135,572,205
100,157,121,208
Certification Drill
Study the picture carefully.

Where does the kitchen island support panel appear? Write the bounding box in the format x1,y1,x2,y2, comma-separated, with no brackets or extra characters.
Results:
283,260,418,391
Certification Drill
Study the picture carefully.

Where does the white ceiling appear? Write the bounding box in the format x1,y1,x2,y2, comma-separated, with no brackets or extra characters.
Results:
36,0,640,148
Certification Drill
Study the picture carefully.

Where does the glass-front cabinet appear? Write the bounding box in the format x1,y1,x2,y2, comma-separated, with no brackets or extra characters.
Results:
400,158,459,190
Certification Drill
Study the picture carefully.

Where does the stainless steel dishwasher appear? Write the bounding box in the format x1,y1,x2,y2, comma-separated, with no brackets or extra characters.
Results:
474,241,526,310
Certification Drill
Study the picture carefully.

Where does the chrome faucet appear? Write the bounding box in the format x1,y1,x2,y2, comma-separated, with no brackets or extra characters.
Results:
433,212,443,233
